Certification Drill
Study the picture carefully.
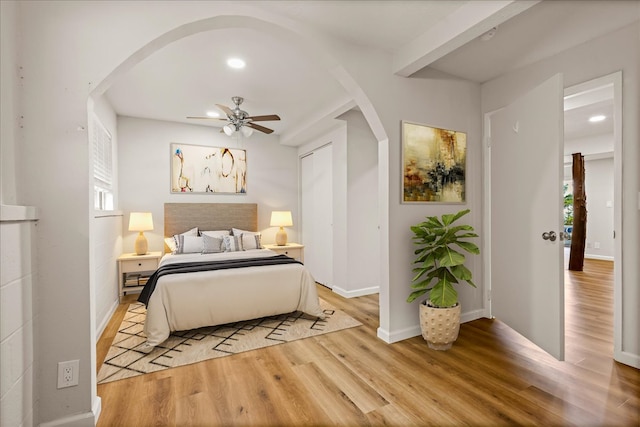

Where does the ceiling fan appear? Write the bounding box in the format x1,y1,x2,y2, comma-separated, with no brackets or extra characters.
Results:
187,96,280,136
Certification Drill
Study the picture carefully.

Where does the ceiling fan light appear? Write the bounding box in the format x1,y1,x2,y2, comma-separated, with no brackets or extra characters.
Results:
241,126,253,137
223,124,235,136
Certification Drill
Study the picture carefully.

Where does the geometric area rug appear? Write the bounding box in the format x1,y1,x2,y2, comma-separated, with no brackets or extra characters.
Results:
97,299,361,384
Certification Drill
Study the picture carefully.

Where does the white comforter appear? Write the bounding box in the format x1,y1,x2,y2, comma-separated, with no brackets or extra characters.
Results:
143,249,325,347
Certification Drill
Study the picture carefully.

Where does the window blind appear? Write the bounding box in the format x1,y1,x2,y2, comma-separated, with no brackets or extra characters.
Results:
92,117,112,190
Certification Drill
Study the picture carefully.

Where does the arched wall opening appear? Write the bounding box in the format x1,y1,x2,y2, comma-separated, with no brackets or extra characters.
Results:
88,11,391,390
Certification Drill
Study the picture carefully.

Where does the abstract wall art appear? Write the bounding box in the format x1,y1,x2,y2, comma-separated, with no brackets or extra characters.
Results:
402,121,466,203
170,143,247,194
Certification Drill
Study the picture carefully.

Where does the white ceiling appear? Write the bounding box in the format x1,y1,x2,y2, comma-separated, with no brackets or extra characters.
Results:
105,0,638,146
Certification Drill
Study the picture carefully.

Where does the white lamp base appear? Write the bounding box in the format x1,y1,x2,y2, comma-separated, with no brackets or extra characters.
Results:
134,231,148,255
275,227,288,246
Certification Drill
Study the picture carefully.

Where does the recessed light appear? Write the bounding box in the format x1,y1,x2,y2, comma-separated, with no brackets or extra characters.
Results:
206,111,220,118
589,115,606,122
227,58,246,69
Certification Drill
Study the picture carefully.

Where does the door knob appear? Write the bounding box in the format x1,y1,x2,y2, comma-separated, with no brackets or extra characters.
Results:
542,231,557,242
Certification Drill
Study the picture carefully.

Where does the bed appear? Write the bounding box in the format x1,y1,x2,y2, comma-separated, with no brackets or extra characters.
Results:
139,203,325,347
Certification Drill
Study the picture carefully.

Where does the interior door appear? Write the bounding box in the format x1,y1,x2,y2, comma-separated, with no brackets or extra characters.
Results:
489,74,565,360
300,144,333,287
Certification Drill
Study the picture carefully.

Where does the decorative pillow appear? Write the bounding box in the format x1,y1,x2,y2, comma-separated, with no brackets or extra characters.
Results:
202,234,224,253
241,233,262,250
165,227,199,253
164,237,177,253
174,235,203,254
231,228,255,236
201,230,231,238
182,227,199,236
222,235,243,252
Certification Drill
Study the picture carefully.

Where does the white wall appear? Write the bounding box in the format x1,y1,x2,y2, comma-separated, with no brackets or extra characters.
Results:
3,2,486,423
564,133,614,161
382,74,483,341
1,216,37,427
481,22,639,364
117,116,301,250
299,126,346,290
1,2,36,426
298,110,381,298
344,109,380,296
584,157,615,259
91,96,123,339
0,0,18,206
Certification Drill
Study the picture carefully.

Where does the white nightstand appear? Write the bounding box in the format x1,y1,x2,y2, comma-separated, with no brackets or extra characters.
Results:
117,251,162,298
264,243,304,262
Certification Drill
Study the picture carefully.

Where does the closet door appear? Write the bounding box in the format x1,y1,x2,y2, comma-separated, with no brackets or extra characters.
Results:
300,144,333,287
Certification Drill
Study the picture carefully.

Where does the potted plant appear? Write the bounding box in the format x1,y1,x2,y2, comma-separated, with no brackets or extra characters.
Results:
407,209,480,350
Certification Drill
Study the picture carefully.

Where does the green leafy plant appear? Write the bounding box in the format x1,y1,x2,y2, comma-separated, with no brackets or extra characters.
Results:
407,209,480,308
563,183,574,225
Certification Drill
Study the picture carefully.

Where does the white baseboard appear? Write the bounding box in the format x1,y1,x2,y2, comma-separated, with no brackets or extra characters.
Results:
584,254,614,261
615,350,640,369
39,397,100,427
461,308,485,323
332,285,379,298
377,308,486,344
93,396,102,425
378,324,422,343
96,299,119,340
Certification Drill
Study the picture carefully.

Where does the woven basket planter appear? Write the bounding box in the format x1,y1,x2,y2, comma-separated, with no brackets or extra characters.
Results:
419,302,461,350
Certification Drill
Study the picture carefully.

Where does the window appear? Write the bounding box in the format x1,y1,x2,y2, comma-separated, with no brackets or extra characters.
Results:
92,116,114,210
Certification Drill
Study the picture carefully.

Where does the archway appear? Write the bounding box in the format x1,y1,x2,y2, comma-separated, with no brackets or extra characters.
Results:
88,9,391,400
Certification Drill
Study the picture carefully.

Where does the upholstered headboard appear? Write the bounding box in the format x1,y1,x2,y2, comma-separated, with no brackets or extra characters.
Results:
164,203,258,239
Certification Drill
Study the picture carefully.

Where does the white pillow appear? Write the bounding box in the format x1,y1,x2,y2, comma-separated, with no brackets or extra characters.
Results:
201,230,230,238
202,234,224,253
232,228,255,236
223,235,243,252
182,227,199,236
164,237,177,253
241,233,262,250
165,227,199,253
174,235,203,254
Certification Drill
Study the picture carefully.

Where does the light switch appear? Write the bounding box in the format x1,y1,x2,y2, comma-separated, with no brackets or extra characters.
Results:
606,200,613,208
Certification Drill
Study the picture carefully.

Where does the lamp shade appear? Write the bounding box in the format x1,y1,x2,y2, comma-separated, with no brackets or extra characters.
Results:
223,124,236,136
241,126,254,137
270,211,293,227
128,212,154,232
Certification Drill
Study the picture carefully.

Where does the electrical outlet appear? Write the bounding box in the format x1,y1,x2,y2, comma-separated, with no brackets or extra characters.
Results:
57,360,79,388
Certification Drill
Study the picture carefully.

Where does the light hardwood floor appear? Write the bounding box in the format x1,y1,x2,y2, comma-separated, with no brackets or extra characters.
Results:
97,259,639,426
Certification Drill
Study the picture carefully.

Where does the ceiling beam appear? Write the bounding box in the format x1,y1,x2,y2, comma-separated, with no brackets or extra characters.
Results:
280,97,357,146
392,0,540,77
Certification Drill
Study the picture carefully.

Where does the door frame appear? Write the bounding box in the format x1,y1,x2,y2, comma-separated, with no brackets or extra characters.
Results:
564,71,623,363
482,71,624,363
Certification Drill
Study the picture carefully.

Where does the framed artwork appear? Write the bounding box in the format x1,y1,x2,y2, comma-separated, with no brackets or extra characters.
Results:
170,143,247,194
402,121,466,203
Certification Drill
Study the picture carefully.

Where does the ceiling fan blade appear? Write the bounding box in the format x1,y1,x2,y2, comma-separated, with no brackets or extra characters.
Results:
186,116,226,121
216,104,234,117
247,114,281,122
246,123,274,134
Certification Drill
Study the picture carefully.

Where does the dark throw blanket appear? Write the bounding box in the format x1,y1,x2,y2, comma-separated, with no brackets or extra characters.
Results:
137,254,302,306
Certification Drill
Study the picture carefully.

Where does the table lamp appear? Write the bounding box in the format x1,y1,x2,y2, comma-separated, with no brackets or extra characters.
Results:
270,211,293,246
129,212,153,255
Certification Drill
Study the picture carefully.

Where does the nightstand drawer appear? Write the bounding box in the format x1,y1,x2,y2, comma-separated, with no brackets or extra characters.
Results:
277,248,301,259
120,258,158,272
264,244,304,262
